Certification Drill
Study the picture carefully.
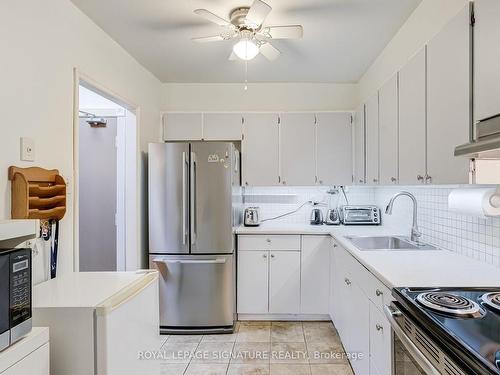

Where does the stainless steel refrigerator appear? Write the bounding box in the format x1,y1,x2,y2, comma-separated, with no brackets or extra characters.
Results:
148,142,241,334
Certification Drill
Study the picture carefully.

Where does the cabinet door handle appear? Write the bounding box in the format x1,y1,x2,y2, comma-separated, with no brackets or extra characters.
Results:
333,243,338,248
425,174,432,183
417,175,424,182
373,178,378,183
391,177,397,183
376,289,383,296
376,324,383,332
263,254,267,259
270,254,275,258
344,278,351,286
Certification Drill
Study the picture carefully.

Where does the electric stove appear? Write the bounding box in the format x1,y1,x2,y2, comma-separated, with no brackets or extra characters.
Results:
389,287,500,375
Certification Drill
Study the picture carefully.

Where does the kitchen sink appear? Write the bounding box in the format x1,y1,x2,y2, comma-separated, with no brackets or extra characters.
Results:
344,236,438,251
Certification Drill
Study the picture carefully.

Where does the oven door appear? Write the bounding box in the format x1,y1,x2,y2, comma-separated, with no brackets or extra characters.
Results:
384,304,442,375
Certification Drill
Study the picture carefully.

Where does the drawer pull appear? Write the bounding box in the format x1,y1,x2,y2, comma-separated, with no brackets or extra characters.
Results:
270,254,275,258
376,324,383,332
376,289,383,297
266,239,271,243
263,254,267,259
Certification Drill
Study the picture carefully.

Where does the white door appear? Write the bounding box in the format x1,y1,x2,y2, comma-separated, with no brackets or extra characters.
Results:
348,282,370,375
379,74,399,185
474,0,500,122
301,236,330,314
203,113,243,141
353,104,366,184
280,113,316,186
427,4,471,184
365,94,380,185
241,113,280,186
163,113,202,141
269,251,300,314
399,47,427,184
316,112,353,185
237,251,269,313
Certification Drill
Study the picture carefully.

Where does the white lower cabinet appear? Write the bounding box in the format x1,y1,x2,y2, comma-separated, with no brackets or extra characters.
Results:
237,250,269,314
269,251,301,314
369,302,392,375
331,242,393,375
301,236,330,314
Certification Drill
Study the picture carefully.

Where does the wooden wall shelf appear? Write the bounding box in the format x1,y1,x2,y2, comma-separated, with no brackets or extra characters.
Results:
8,166,67,221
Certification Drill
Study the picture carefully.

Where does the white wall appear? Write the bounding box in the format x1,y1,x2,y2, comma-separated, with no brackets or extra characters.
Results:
0,0,162,282
162,83,357,112
357,0,468,103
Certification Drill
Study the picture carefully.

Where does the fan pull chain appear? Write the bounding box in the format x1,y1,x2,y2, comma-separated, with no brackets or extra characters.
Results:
244,60,248,91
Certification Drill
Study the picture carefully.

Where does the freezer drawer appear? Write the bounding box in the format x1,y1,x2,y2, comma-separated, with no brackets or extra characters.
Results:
150,255,235,331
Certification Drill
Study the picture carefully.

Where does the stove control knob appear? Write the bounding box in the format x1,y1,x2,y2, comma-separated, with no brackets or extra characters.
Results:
495,350,500,370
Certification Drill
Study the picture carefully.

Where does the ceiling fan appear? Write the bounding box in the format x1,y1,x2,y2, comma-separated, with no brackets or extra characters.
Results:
192,0,303,61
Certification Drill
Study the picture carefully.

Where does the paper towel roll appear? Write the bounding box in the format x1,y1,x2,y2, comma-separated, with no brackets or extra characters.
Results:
448,188,500,218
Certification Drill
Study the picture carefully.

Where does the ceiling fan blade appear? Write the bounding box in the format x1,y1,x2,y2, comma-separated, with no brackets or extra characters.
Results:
260,43,280,61
245,0,272,28
266,25,303,39
193,9,230,26
228,51,238,61
191,35,225,43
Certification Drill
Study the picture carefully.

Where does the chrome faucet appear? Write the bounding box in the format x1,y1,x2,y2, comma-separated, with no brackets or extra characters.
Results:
385,191,421,243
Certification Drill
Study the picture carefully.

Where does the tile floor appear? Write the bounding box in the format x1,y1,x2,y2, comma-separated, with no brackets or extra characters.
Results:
158,321,355,375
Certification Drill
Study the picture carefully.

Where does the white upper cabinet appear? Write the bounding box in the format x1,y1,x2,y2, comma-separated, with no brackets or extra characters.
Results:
203,113,243,141
379,74,399,185
280,113,316,186
427,4,471,184
316,112,353,186
353,105,366,184
163,113,202,141
399,47,427,184
241,113,280,186
474,0,500,122
365,94,380,185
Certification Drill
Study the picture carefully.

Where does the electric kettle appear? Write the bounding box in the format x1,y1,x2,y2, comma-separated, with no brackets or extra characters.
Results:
310,208,323,225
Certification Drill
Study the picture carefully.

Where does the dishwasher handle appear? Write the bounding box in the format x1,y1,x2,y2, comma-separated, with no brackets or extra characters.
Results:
383,305,441,375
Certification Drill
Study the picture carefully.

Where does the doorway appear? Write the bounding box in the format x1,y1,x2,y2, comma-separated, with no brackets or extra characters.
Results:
76,81,138,272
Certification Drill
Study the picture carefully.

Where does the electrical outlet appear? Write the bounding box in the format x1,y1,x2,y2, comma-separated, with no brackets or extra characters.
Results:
20,137,35,161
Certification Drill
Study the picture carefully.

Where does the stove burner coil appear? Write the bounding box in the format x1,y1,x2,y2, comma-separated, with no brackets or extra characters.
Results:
416,292,483,318
480,292,500,312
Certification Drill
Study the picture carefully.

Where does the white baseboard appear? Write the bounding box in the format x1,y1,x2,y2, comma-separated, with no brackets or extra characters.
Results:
237,313,331,321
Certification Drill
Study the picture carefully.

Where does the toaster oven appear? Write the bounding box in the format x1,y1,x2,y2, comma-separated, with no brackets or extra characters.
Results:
341,205,381,225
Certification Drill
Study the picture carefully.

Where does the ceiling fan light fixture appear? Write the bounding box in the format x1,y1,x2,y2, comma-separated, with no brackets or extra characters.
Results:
233,38,259,61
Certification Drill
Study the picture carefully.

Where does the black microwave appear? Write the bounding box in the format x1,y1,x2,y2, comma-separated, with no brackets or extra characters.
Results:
0,248,32,351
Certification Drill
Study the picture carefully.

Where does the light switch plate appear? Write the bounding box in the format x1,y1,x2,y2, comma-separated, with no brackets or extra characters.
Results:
20,137,35,161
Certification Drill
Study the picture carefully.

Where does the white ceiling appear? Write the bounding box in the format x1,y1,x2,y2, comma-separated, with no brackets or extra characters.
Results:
71,0,422,83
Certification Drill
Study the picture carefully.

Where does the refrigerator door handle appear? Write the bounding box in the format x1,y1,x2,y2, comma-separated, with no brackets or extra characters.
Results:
152,258,227,265
182,152,188,245
190,151,197,246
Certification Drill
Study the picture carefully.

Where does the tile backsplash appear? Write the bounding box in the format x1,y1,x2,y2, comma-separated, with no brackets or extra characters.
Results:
242,185,500,267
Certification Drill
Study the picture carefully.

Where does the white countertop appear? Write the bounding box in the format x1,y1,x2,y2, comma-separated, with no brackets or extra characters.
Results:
236,224,500,289
0,327,49,372
33,271,150,308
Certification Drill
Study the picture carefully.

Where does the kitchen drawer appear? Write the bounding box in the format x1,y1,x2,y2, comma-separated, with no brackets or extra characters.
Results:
238,235,301,251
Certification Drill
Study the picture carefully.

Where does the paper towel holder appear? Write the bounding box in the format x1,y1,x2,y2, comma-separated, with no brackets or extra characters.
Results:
490,189,500,208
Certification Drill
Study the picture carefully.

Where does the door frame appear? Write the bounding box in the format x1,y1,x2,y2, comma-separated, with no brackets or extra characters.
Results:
72,69,140,272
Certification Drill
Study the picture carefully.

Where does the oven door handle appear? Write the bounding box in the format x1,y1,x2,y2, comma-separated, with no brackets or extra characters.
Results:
383,305,442,375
